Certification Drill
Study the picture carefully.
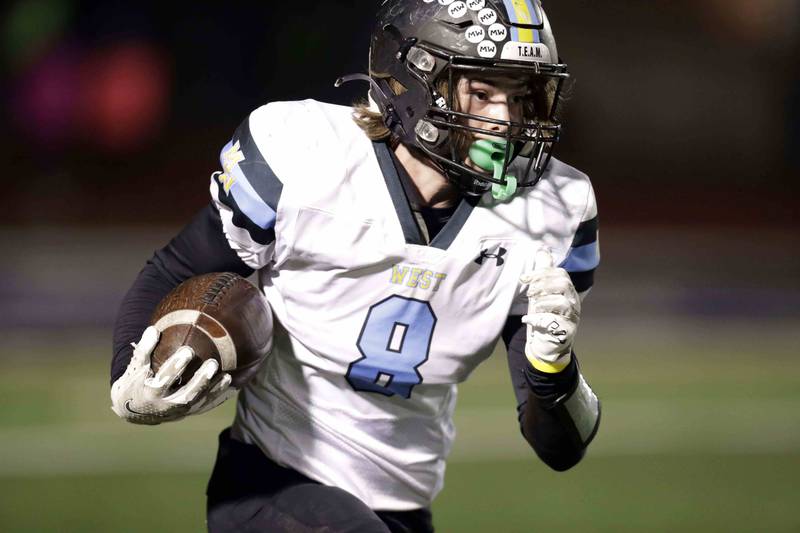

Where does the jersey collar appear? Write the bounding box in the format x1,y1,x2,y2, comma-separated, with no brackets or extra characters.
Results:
372,141,478,250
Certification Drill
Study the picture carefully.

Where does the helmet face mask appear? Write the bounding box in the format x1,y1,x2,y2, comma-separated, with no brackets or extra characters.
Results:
422,63,564,193
365,0,569,197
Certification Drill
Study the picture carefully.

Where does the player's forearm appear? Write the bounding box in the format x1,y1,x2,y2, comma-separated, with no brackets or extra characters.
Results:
111,258,180,383
503,316,600,471
518,359,588,471
111,204,254,384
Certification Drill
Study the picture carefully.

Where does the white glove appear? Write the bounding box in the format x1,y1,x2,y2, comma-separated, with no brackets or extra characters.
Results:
111,326,234,425
520,248,581,373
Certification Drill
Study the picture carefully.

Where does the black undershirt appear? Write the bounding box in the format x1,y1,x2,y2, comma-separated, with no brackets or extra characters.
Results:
417,204,458,242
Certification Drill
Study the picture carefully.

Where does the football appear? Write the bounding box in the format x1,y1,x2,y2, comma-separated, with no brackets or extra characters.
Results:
149,272,273,390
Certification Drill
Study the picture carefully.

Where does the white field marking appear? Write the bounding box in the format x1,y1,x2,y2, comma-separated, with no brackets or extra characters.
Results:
0,398,799,476
154,310,236,370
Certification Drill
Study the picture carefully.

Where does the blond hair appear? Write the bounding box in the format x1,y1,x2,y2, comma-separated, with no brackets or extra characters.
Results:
352,101,392,141
351,77,407,141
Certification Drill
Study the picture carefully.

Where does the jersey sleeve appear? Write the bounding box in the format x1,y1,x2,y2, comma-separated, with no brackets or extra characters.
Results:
561,182,599,301
210,109,284,270
510,177,600,316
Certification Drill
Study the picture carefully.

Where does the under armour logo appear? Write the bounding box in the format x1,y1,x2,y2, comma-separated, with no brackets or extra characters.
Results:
475,247,507,266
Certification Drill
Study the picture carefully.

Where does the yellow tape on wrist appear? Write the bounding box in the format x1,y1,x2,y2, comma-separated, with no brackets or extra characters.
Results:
529,354,571,374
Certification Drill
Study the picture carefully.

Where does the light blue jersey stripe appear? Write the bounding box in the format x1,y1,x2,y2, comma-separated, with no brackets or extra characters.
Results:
560,241,600,272
218,142,277,230
228,165,276,230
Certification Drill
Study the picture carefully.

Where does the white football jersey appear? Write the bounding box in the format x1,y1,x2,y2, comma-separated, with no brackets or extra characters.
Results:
209,100,599,510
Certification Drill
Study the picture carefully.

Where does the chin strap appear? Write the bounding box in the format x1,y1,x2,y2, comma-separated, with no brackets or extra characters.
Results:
335,73,404,133
468,140,518,201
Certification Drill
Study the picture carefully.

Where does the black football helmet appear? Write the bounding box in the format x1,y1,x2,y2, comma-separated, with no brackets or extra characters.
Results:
338,0,569,197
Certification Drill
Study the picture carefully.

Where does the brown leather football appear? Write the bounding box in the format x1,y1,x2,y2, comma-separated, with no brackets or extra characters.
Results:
149,272,273,390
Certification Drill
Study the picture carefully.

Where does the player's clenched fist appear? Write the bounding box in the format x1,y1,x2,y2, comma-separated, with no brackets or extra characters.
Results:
520,248,581,373
110,326,232,425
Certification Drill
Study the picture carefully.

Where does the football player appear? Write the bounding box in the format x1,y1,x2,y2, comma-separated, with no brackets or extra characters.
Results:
110,1,601,531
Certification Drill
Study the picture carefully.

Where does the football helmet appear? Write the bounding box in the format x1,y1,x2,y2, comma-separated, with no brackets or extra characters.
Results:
339,0,569,198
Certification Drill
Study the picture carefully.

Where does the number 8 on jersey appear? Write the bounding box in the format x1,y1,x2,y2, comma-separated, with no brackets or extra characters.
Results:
347,295,437,398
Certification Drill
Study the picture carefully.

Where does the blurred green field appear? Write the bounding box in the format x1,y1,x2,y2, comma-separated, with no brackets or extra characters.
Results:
0,322,798,532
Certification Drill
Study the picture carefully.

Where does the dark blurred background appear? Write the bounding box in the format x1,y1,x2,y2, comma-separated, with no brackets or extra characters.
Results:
2,0,798,227
1,2,798,531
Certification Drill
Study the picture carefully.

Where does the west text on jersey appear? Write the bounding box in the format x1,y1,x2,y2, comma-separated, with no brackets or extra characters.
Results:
390,265,447,291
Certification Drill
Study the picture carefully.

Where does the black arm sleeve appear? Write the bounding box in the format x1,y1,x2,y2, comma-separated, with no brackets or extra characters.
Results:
111,203,255,384
502,315,585,471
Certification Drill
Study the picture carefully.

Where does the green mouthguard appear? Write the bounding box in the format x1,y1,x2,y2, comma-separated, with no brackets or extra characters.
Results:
468,139,517,201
